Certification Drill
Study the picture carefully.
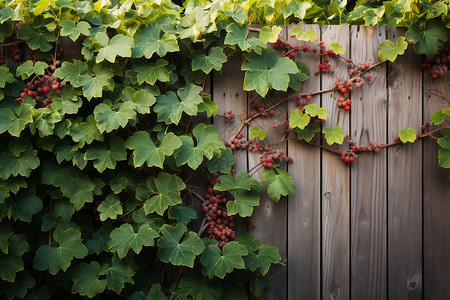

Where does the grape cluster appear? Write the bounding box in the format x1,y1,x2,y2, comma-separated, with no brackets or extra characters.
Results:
225,132,248,150
259,149,293,169
223,109,235,120
202,173,236,248
422,41,449,79
10,43,23,62
248,100,275,118
338,136,381,164
18,64,62,107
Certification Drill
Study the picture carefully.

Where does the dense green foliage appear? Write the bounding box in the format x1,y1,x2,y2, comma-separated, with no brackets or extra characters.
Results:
0,0,449,299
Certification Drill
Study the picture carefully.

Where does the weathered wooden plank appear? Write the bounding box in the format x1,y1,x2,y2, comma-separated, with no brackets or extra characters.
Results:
350,26,387,300
249,27,287,300
286,24,321,300
321,25,350,300
386,28,423,299
423,60,450,299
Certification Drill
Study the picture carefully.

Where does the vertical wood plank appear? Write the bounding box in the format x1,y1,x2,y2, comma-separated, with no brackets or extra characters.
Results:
249,28,287,300
286,24,321,300
423,60,450,300
350,26,387,300
213,52,248,235
321,25,350,300
386,28,423,299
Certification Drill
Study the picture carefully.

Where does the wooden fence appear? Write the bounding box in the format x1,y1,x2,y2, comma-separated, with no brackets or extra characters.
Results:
213,25,450,300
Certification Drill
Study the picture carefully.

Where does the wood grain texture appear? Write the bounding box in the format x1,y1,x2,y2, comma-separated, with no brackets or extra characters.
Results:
386,28,423,300
423,60,450,300
286,24,321,300
249,27,287,300
321,25,350,300
350,26,387,300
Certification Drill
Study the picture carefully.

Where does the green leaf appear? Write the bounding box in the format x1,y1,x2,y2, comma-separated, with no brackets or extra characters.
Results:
259,26,283,44
32,0,56,15
60,20,91,41
284,1,311,19
323,126,346,145
11,189,43,223
200,242,248,279
249,276,271,298
227,189,260,217
198,96,218,117
430,108,450,125
136,172,185,216
94,102,136,133
95,32,134,63
53,60,89,87
295,124,321,142
53,200,74,221
0,66,15,88
224,23,250,51
71,262,107,298
41,162,95,210
330,42,345,55
235,233,261,252
0,8,14,24
174,276,222,300
17,23,56,52
85,137,127,172
291,27,317,42
168,204,197,225
105,255,136,293
261,168,295,202
215,172,263,192
175,123,226,169
398,128,417,143
242,48,299,97
154,84,203,125
378,36,408,62
244,245,281,275
0,225,13,254
81,64,114,100
51,86,83,115
132,24,179,59
406,20,447,57
288,61,309,91
127,89,157,114
133,59,170,85
8,103,34,137
98,194,123,221
289,108,310,129
0,234,29,282
206,148,235,174
70,115,103,147
158,224,205,268
192,47,227,74
109,224,158,258
29,108,62,137
53,140,88,170
0,270,35,299
0,149,39,180
126,131,182,168
0,108,14,134
304,104,328,120
86,227,112,255
33,228,88,274
16,61,49,79
250,126,266,140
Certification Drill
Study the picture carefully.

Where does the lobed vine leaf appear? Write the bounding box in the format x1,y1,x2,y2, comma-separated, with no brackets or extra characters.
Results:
200,242,248,279
250,126,266,140
261,167,295,202
109,224,159,258
398,128,417,143
378,36,408,62
323,126,346,145
71,262,107,298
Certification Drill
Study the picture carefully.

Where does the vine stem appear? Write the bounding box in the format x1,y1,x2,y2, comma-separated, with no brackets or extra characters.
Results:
0,40,26,47
186,188,206,202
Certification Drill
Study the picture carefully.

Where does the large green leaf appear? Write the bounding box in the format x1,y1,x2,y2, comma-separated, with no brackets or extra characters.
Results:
173,276,222,300
8,103,34,137
378,36,408,62
33,228,88,274
215,172,263,192
94,102,136,133
16,61,48,79
132,24,179,59
133,59,171,85
60,20,91,41
136,172,185,216
206,148,235,174
70,115,104,147
95,32,134,63
0,149,39,180
85,137,127,173
154,84,203,125
0,225,13,254
242,48,299,97
259,26,283,43
227,189,260,217
126,131,181,168
0,66,14,88
289,108,310,129
41,162,96,210
11,189,43,223
191,47,227,74
224,23,250,50
0,235,29,282
157,223,205,268
175,123,226,169
261,168,295,202
71,262,106,298
406,20,447,57
109,223,158,258
243,245,280,275
17,23,56,52
323,126,346,145
97,194,123,221
168,204,197,225
200,242,248,279
105,255,136,293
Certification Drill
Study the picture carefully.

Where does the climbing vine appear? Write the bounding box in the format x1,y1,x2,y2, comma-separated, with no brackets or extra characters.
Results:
0,0,449,299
